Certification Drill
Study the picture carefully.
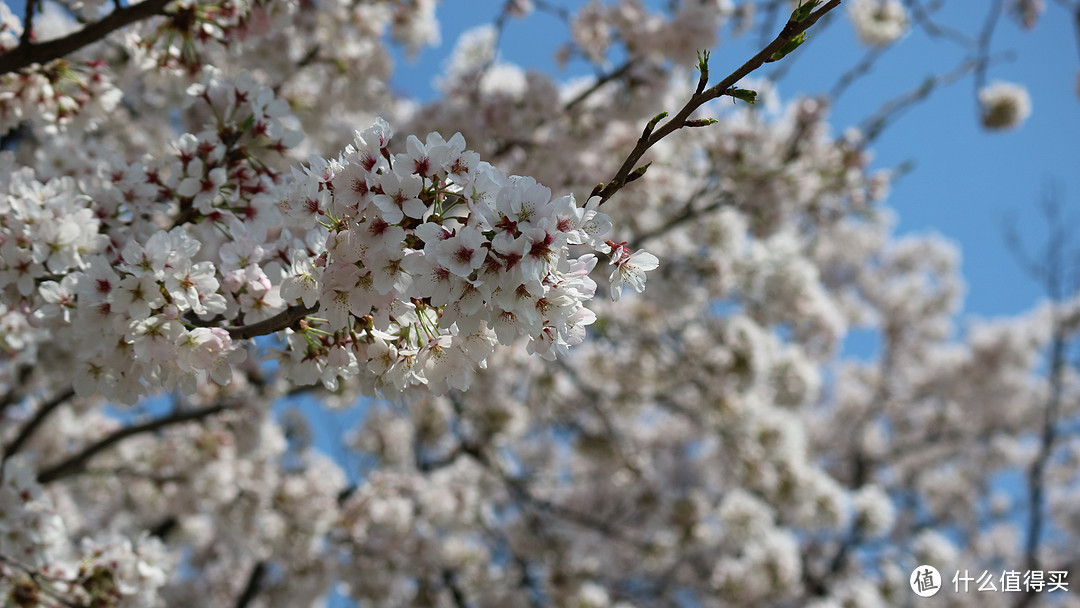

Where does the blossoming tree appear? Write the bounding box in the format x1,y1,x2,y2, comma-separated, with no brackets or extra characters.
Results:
1,0,1077,607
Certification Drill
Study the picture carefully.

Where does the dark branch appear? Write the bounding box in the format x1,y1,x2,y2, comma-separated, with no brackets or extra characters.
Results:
234,561,267,608
225,303,320,340
2,388,75,460
20,0,37,48
0,0,172,76
564,60,636,111
37,402,231,484
442,569,471,608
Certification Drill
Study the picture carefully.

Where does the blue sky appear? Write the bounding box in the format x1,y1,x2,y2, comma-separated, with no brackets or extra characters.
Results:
390,0,1080,324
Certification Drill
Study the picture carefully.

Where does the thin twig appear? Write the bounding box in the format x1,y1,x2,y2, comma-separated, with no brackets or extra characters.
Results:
903,0,976,48
595,0,841,206
1016,190,1070,608
564,60,636,111
20,0,38,47
973,0,1005,95
858,55,1009,142
830,47,884,100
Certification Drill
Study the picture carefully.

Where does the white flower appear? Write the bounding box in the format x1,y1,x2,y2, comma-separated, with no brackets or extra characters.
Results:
438,226,488,278
281,251,323,308
607,242,659,301
372,167,426,224
851,484,895,537
979,81,1032,130
848,0,909,47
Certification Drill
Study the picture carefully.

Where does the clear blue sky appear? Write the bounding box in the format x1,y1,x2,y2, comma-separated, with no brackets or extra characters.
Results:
391,0,1080,324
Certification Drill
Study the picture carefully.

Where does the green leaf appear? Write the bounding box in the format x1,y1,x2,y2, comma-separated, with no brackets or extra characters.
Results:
697,49,710,75
791,0,822,23
728,88,758,104
629,162,652,181
766,32,808,63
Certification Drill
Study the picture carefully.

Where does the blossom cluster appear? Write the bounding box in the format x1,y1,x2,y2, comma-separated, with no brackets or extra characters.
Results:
274,118,645,394
0,455,172,607
1,70,299,403
847,0,909,47
0,70,656,401
979,81,1033,130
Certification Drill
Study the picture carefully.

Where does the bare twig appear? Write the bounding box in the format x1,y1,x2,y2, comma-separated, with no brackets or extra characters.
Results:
1015,189,1071,608
442,569,472,608
973,0,1005,95
903,0,977,48
858,55,1009,142
830,47,884,100
564,60,637,111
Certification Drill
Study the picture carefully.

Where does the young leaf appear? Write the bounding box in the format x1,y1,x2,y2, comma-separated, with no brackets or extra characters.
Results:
766,32,808,63
791,0,823,23
728,88,758,104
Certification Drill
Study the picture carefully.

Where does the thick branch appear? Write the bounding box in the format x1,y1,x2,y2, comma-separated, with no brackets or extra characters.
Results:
225,303,320,340
37,402,231,484
0,0,172,76
595,0,841,205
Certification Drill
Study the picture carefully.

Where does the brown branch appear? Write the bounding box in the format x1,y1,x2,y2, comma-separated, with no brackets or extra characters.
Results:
20,0,37,48
234,561,267,608
2,388,75,460
442,569,471,608
36,402,231,484
563,60,636,111
635,190,732,246
594,0,841,206
225,303,320,340
0,0,173,76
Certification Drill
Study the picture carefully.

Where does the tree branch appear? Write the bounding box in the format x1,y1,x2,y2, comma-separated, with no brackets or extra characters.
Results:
234,561,267,608
2,388,75,460
563,60,636,111
0,0,173,76
594,0,841,205
36,402,231,484
225,303,320,340
442,569,471,608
